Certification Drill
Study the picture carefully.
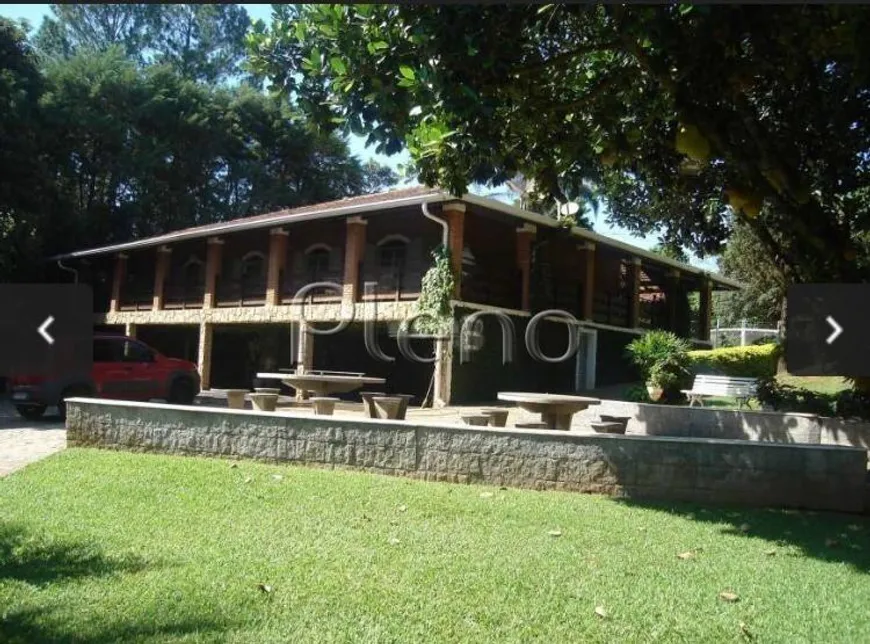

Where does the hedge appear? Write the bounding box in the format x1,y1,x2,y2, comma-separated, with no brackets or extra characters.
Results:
687,344,779,379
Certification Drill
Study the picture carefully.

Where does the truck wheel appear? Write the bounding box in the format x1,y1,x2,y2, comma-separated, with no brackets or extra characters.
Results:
168,378,196,405
15,405,47,421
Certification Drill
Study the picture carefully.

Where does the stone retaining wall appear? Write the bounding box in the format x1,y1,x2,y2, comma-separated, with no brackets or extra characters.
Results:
66,398,867,513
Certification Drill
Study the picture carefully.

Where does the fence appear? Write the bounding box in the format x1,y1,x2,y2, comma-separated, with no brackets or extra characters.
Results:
711,319,778,348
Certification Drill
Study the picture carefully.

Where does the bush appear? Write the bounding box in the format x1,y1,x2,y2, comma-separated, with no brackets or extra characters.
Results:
755,377,870,420
687,344,778,379
626,331,692,402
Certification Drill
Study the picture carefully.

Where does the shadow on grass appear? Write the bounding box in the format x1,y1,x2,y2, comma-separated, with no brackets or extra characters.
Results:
615,497,870,573
0,521,238,643
0,521,151,586
1,607,236,644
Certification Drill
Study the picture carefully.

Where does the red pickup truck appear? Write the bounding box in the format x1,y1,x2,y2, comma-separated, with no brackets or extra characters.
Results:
9,334,201,420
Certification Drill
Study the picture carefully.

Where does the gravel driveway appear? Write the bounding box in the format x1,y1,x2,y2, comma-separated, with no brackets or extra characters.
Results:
0,400,65,476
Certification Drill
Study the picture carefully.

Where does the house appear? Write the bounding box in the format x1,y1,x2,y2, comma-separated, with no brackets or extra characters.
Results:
50,186,740,405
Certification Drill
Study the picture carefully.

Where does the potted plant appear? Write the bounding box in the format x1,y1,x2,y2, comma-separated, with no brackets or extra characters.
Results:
626,331,691,404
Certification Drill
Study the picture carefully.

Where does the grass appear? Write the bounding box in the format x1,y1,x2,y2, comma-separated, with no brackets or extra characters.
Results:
2,449,870,643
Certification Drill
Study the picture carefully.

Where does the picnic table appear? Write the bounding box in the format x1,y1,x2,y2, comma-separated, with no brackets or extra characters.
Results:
497,392,601,430
256,370,385,398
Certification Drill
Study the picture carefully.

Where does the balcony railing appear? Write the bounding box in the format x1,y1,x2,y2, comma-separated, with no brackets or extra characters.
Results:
118,283,153,311
163,281,205,309
215,275,267,307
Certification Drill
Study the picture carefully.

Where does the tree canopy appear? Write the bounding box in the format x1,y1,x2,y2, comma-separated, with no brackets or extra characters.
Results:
0,10,397,281
248,4,870,287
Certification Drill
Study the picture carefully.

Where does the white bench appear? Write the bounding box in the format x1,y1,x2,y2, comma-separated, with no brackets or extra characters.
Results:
680,375,758,409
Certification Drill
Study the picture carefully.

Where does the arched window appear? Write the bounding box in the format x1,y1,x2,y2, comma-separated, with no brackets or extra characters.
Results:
378,237,408,292
240,251,265,281
305,244,331,283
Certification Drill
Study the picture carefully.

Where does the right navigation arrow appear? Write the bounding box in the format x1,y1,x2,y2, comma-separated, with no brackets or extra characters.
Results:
825,315,843,345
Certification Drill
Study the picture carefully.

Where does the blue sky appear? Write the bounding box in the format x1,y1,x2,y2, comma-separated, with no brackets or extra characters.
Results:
1,3,718,271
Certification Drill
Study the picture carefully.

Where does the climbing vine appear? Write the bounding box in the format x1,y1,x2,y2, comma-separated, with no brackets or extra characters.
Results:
409,244,455,336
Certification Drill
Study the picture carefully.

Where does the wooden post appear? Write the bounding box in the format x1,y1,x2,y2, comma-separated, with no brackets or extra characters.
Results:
581,242,596,321
342,216,368,306
266,227,288,307
665,268,680,332
628,257,642,328
516,223,536,311
152,246,172,311
204,237,223,309
109,253,128,313
197,322,214,390
444,202,466,298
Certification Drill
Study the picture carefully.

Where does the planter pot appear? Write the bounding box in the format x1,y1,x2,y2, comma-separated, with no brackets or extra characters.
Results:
646,384,664,402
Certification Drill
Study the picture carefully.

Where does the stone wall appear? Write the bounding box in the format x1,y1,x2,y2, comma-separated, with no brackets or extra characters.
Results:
66,398,867,513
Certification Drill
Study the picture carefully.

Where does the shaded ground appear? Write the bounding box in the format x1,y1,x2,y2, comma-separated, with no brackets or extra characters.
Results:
0,400,65,477
1,449,869,643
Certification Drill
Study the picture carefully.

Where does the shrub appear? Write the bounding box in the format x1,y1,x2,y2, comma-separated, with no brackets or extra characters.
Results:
626,330,691,381
687,344,778,379
755,377,870,420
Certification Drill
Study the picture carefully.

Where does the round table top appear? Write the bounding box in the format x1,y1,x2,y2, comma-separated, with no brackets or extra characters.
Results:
497,392,601,405
257,372,385,384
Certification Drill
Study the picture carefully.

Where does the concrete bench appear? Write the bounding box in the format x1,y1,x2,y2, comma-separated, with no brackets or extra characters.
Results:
310,397,339,416
461,414,490,427
514,422,549,429
249,392,278,412
599,415,631,432
225,389,248,410
590,421,626,435
361,392,413,420
681,375,758,409
480,408,509,428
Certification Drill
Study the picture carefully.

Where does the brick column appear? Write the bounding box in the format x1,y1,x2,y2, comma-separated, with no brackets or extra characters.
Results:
124,322,137,339
342,216,368,307
628,257,642,328
197,322,214,390
109,253,128,313
699,277,713,340
516,223,536,311
152,246,172,311
266,227,288,307
581,242,596,321
204,237,223,309
444,202,466,298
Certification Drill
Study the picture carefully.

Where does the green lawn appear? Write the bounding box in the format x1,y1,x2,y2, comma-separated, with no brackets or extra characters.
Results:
2,449,869,643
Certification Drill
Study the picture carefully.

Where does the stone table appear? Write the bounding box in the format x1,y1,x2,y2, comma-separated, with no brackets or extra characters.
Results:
497,392,601,430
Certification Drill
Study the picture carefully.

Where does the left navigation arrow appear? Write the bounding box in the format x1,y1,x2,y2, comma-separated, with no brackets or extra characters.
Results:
38,315,55,345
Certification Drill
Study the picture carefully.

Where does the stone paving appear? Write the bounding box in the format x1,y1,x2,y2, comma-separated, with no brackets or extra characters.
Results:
0,401,66,477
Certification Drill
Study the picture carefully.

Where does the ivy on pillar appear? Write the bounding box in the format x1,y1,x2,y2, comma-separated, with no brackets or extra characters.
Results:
152,245,172,311
197,322,214,390
204,237,223,309
444,202,466,298
266,227,288,307
628,257,642,328
342,216,367,308
109,253,128,313
516,223,536,311
581,241,596,321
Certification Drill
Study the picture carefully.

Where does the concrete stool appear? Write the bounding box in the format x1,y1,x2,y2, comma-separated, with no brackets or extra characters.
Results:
360,391,385,418
514,422,549,429
250,392,278,412
225,389,248,410
311,397,339,416
461,414,490,427
372,396,402,420
599,415,630,432
590,421,626,434
481,408,509,428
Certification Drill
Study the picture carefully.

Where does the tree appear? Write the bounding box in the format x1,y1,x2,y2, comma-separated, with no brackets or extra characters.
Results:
0,18,50,280
650,242,689,264
247,4,870,288
35,4,251,83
